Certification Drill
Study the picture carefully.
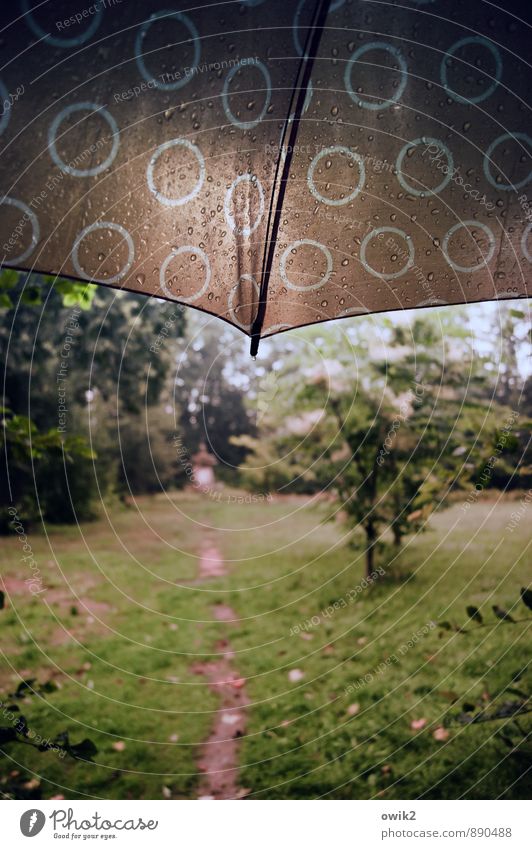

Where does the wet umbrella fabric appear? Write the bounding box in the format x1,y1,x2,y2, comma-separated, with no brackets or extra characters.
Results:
0,0,530,353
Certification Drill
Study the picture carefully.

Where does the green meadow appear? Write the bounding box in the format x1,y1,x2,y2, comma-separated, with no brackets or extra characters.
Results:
1,493,530,800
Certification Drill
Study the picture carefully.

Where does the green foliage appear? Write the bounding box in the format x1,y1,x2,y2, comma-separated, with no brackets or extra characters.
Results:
0,605,98,798
445,588,532,771
0,270,97,311
0,273,187,527
1,408,96,529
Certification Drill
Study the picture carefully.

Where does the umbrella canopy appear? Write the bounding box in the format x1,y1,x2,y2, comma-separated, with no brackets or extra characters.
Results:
0,0,529,354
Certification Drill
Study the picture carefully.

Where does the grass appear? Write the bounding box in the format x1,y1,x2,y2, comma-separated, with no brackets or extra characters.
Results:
1,491,530,799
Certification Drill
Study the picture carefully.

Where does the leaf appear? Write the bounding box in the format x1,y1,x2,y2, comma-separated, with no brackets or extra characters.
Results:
0,292,12,308
520,587,532,612
466,605,482,624
14,679,36,699
52,730,96,760
20,286,42,306
234,787,252,799
0,727,18,743
54,279,96,310
288,668,305,682
432,726,449,742
68,738,98,761
492,605,515,623
0,269,20,290
14,715,28,737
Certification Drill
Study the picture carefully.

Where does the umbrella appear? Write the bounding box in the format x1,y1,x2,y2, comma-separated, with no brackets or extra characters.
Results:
0,0,529,355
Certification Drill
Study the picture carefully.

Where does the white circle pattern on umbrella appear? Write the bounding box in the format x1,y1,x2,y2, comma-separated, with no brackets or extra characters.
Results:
48,103,120,177
135,10,200,91
483,132,532,192
147,139,206,207
21,0,103,47
396,138,454,197
360,227,414,280
72,222,134,284
344,42,408,110
442,221,496,273
159,245,211,303
280,239,333,291
222,60,272,130
307,146,366,206
440,37,502,105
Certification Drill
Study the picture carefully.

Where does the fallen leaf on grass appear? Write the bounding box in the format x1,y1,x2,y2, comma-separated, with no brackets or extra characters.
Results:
221,713,243,726
288,668,304,682
438,690,459,703
432,726,450,742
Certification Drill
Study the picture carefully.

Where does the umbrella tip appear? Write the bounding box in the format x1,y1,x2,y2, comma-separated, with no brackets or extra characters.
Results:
250,334,260,358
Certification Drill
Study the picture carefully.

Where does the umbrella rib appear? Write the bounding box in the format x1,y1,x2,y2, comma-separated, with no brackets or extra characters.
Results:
250,0,333,357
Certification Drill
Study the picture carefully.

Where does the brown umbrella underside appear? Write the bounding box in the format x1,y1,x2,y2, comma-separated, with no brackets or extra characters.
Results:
0,0,530,353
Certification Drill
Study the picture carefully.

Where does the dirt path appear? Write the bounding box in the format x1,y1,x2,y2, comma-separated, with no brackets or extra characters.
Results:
192,567,249,798
197,542,227,580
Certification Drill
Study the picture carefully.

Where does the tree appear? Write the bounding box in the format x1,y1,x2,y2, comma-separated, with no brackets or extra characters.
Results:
235,312,517,576
1,272,187,525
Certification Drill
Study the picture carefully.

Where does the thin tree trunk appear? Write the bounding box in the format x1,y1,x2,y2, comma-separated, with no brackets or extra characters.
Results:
365,522,376,578
392,525,402,547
